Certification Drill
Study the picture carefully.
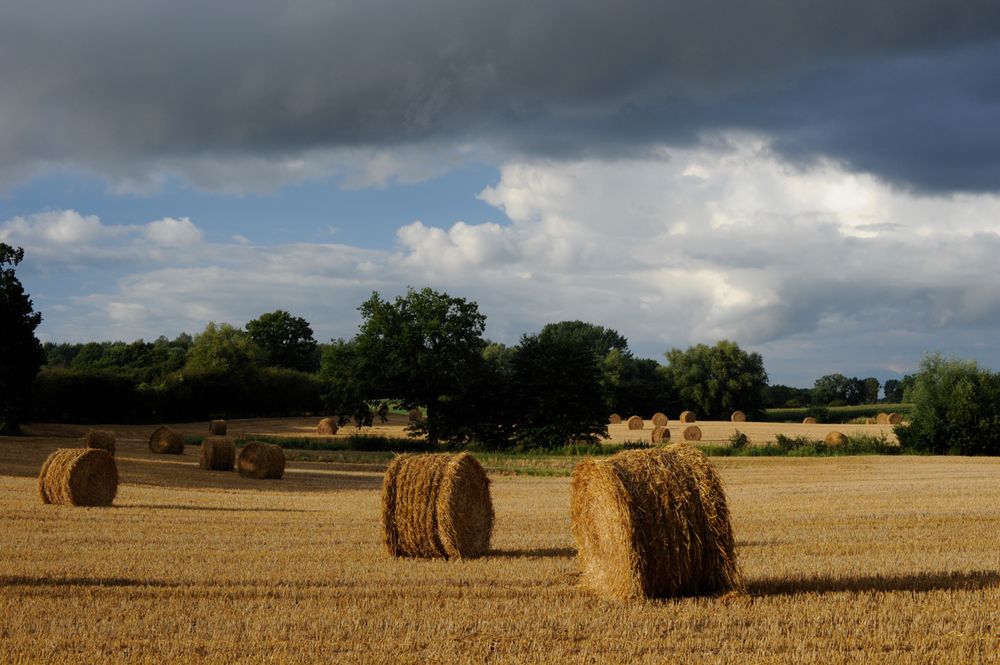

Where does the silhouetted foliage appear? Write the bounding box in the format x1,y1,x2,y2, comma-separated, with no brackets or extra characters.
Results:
0,244,45,433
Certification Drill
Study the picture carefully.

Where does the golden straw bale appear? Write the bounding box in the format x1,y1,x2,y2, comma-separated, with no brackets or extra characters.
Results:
802,417,817,424
651,426,670,444
208,419,227,436
679,411,696,423
316,417,338,435
382,452,493,559
651,412,668,427
148,426,184,454
38,448,118,506
609,413,622,424
824,431,848,447
876,412,889,425
237,441,285,479
626,416,644,430
571,444,744,600
408,408,424,423
888,412,903,425
82,429,116,457
865,417,876,424
683,425,702,442
730,411,746,422
200,436,236,471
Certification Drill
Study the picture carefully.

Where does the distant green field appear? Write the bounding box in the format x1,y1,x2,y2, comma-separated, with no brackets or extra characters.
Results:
764,403,913,424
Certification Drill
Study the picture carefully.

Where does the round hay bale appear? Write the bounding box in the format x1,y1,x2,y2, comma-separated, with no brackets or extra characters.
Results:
200,436,236,471
875,412,889,425
38,448,118,506
888,412,903,425
650,426,670,444
208,419,227,436
651,412,668,427
683,425,702,442
679,411,696,423
571,444,744,600
609,413,622,424
237,441,285,479
408,408,424,423
865,417,876,424
730,411,747,422
82,429,116,457
824,431,848,447
626,415,644,430
316,417,338,435
382,452,493,559
802,417,817,425
149,426,184,454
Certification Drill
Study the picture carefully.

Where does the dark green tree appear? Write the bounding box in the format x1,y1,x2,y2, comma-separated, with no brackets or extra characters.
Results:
185,322,261,376
245,310,318,372
319,339,375,428
664,340,768,419
811,373,853,406
0,244,45,433
537,321,630,358
860,377,881,404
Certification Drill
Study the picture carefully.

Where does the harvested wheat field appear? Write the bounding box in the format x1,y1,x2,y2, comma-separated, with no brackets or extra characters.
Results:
0,428,998,663
603,418,899,445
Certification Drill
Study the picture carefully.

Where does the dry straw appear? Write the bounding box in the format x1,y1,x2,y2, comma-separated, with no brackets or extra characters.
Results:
382,452,493,559
802,417,817,424
888,413,903,425
149,426,184,454
683,425,702,442
83,429,116,457
730,411,746,422
651,426,670,444
609,413,622,424
208,420,227,436
824,431,848,447
316,417,338,435
626,416,644,430
237,441,285,479
200,436,236,471
876,412,889,424
38,448,118,506
571,444,744,600
408,408,424,423
651,412,668,427
679,411,696,423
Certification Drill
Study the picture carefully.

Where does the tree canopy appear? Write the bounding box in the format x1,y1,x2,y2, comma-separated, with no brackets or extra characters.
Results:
246,310,318,372
0,244,45,433
663,340,768,419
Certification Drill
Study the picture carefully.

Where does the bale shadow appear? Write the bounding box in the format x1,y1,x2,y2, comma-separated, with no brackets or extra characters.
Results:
488,547,576,559
751,569,1000,597
120,503,319,513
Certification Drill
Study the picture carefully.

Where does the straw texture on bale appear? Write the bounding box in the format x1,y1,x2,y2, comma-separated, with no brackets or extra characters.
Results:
683,425,702,442
408,408,424,423
200,436,236,471
316,417,338,435
888,412,903,425
651,412,668,427
679,411,696,423
802,417,817,424
651,426,670,444
208,420,227,436
876,412,889,424
237,441,285,479
825,431,848,447
730,411,746,422
38,448,118,506
149,426,184,454
626,416,644,430
609,413,622,424
83,429,116,457
571,444,744,600
382,452,493,559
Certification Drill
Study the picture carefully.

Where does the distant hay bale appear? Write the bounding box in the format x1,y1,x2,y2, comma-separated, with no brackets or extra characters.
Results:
802,417,817,425
200,436,236,471
888,412,903,425
382,452,493,559
679,411,696,423
316,417,338,435
38,448,118,506
865,417,876,425
82,429,116,457
571,444,744,600
651,412,668,427
609,413,622,424
208,420,227,436
683,425,702,442
651,426,670,444
875,412,889,424
149,426,184,455
237,441,285,479
408,408,424,423
626,416,644,430
824,431,848,447
730,411,746,422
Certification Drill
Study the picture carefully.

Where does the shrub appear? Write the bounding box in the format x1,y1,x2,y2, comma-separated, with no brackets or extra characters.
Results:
729,430,749,451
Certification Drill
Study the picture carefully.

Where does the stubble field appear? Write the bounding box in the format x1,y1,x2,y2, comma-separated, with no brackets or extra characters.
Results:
0,423,997,663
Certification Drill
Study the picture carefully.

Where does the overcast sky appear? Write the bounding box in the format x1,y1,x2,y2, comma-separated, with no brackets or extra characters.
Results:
3,0,1000,386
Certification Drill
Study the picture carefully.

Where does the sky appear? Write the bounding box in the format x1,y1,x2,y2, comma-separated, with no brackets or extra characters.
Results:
3,0,1000,387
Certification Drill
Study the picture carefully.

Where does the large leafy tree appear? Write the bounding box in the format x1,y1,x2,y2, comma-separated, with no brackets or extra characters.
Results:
246,310,318,372
0,244,45,433
663,340,768,419
185,322,261,376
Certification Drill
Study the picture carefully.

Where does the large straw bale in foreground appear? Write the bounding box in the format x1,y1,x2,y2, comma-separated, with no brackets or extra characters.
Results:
679,411,696,423
683,425,702,441
382,452,493,559
825,431,848,447
237,441,285,479
83,429,116,457
38,448,118,506
651,426,670,444
149,426,184,454
626,416,644,430
200,436,236,471
651,412,668,427
609,413,622,424
209,420,227,436
571,444,744,600
730,411,746,422
316,417,338,435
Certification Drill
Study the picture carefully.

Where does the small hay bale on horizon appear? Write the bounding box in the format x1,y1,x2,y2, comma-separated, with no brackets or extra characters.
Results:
802,417,817,424
651,425,670,444
571,444,744,600
683,425,702,442
149,426,184,455
382,452,493,559
38,448,118,506
679,411,696,423
237,441,285,479
200,436,236,471
626,415,644,430
876,412,889,424
208,419,227,436
316,417,338,435
609,413,622,424
824,431,848,447
730,411,746,422
651,412,668,427
83,429,116,457
888,412,903,425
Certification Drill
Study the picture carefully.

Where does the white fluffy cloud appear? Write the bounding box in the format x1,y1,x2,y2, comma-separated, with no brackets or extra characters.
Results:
144,217,202,246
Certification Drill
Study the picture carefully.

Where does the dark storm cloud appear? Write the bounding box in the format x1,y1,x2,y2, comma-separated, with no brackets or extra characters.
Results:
2,0,1000,191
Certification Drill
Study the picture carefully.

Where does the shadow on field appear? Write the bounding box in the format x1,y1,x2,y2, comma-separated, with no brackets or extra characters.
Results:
488,547,576,559
121,503,320,513
751,569,1000,596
